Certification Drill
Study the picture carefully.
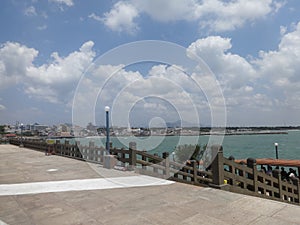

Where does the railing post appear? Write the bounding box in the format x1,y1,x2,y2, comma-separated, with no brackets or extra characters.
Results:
228,156,236,186
65,140,70,156
297,179,300,205
75,141,81,159
162,152,170,178
247,158,258,193
210,145,227,189
272,169,282,200
129,142,136,151
129,142,136,170
191,160,198,184
141,151,146,169
88,141,95,160
120,148,125,166
100,146,105,162
55,140,61,155
63,141,67,156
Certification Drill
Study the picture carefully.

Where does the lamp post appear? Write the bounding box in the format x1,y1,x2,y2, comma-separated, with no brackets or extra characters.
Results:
274,142,278,159
20,123,24,147
105,106,110,154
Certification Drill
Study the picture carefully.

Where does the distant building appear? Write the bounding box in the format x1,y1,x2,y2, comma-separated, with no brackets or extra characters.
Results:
34,124,49,131
58,132,72,137
131,127,151,136
4,133,17,138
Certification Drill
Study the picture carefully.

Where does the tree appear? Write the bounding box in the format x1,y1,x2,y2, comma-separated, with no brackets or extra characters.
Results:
0,125,5,134
174,144,206,163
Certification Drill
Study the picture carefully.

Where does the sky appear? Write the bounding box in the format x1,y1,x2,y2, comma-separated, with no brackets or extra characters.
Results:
0,0,300,128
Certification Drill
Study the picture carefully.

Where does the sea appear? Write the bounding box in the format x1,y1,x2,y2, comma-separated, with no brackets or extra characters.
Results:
62,130,300,160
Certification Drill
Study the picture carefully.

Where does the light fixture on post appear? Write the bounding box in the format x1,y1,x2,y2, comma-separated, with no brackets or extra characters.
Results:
274,142,278,159
172,151,175,161
105,106,110,155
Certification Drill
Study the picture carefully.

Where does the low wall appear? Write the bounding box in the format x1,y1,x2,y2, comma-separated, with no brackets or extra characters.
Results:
9,138,300,205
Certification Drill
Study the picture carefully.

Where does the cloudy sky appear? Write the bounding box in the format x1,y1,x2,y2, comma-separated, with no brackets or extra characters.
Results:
0,0,300,127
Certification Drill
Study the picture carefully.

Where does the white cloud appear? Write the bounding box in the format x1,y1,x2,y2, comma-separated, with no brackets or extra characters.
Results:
37,25,47,30
49,0,74,7
2,19,300,125
187,36,256,90
0,104,6,111
255,22,300,82
101,1,139,34
73,62,202,127
25,41,96,103
74,62,207,126
88,13,101,22
197,0,277,32
0,41,95,104
101,0,281,33
48,25,300,126
23,5,48,19
186,22,300,124
273,0,287,13
280,25,287,36
24,6,37,16
254,21,300,110
41,11,48,19
0,42,38,89
132,0,199,22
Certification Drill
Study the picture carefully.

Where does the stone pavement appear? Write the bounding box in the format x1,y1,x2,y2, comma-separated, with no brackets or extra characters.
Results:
0,144,300,225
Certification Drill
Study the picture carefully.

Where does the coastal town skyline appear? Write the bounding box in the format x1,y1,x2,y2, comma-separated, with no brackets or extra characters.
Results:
1,121,299,139
1,1,300,127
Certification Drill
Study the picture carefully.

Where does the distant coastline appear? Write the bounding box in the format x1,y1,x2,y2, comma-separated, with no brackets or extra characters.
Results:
199,130,289,136
3,125,298,139
54,130,290,139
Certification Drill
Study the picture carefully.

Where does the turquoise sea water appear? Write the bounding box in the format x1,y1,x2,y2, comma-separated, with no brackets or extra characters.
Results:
67,130,300,160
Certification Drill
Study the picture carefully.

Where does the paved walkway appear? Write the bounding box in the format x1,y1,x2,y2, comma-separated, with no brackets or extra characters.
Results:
0,144,300,225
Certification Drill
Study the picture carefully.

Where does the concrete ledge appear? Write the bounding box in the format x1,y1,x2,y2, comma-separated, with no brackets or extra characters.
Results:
209,183,230,191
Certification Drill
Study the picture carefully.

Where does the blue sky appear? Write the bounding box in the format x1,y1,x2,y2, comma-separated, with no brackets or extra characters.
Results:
0,0,300,127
